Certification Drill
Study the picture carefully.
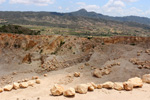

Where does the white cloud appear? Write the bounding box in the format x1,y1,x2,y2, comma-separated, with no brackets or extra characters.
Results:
9,0,55,6
103,0,125,13
77,2,101,12
101,0,142,16
0,0,5,4
122,0,138,3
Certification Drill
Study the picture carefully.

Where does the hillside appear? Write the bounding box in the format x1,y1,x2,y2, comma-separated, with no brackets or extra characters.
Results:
0,34,150,99
71,9,150,26
0,9,150,36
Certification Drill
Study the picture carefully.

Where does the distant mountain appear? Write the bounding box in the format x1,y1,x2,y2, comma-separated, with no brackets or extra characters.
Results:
70,9,150,26
0,9,150,36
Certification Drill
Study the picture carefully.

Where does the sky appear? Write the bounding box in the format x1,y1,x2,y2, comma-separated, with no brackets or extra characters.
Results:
0,0,150,18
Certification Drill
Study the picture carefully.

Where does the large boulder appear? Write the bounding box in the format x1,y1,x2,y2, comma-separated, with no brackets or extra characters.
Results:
50,84,64,96
114,82,123,91
123,82,133,91
142,74,150,83
75,84,88,94
63,88,75,97
13,82,20,90
128,77,143,88
19,82,28,88
93,69,102,78
102,82,114,89
4,85,13,91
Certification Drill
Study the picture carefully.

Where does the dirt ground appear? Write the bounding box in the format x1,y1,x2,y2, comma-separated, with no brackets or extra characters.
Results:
0,35,150,100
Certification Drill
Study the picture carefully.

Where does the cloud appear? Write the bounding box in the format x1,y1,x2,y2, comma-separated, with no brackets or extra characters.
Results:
122,0,138,3
103,0,125,13
77,2,101,12
9,0,55,6
0,0,5,4
102,0,141,16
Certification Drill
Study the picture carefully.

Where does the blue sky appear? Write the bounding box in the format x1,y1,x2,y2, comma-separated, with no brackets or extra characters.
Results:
0,0,150,18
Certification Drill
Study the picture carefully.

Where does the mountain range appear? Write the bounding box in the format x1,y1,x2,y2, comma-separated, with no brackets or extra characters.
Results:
0,9,150,36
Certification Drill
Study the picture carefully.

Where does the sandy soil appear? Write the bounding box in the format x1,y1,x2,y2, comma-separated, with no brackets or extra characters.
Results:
0,35,150,100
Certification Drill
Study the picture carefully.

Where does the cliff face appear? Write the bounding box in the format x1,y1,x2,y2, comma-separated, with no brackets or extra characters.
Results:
0,33,150,66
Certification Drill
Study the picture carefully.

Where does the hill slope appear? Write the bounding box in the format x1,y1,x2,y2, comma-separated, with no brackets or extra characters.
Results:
0,9,150,36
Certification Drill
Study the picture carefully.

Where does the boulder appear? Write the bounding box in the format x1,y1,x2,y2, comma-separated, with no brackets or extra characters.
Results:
128,77,143,88
13,82,20,90
93,69,102,78
123,82,133,91
19,82,28,88
97,84,102,89
142,74,150,83
4,85,13,91
102,82,114,89
0,88,3,93
63,88,75,97
50,84,64,96
36,79,41,84
75,84,88,94
74,72,80,77
114,82,123,91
